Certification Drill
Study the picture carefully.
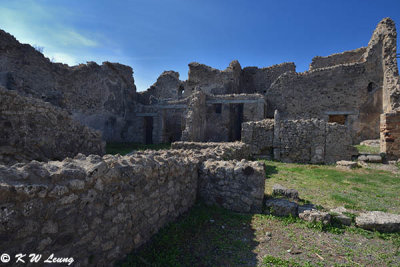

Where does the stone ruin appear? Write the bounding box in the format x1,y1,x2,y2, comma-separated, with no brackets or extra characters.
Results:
1,18,399,162
0,17,400,264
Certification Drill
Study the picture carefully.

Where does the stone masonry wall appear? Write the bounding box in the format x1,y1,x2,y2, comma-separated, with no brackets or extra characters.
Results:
274,119,357,164
0,87,105,165
241,62,296,94
0,146,265,265
0,30,137,142
171,141,252,160
199,159,265,213
241,119,274,156
309,47,367,70
380,111,400,159
184,60,242,96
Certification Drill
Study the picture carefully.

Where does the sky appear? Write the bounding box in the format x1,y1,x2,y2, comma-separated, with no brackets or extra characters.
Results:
0,0,399,91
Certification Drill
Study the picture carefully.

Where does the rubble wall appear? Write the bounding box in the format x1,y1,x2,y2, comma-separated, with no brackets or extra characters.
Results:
241,119,274,156
0,87,105,165
309,47,367,70
0,147,265,265
241,62,296,94
199,160,265,213
380,111,400,159
0,30,137,142
274,119,357,164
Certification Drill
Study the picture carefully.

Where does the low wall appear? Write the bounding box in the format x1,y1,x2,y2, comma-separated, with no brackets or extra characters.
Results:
0,147,265,265
241,119,274,156
241,117,357,164
0,87,105,165
199,160,265,213
380,111,400,159
171,141,252,160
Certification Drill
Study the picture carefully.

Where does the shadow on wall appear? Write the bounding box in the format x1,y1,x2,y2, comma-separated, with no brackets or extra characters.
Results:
117,201,259,267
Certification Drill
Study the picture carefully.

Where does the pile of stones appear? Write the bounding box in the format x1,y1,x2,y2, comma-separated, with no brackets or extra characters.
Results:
265,184,400,232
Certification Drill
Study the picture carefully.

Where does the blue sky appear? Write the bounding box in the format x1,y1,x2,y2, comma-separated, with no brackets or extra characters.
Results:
1,0,399,91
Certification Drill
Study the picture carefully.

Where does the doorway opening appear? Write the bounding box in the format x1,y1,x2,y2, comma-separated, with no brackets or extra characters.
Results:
229,103,244,141
144,116,153,144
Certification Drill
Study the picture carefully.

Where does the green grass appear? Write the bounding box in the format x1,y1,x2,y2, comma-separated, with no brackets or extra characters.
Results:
263,160,400,213
354,144,380,154
117,202,256,267
106,142,171,155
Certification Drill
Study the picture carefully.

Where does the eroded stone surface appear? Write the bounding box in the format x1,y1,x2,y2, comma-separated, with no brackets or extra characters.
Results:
265,198,298,217
356,211,400,232
299,210,331,225
272,184,299,200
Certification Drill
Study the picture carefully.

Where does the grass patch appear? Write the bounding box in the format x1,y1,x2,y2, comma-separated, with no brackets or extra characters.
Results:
106,142,171,155
263,160,400,213
354,144,380,154
118,202,257,267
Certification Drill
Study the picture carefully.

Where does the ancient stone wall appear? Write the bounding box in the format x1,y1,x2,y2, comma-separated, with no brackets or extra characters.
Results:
241,62,296,94
0,30,137,142
0,87,105,165
241,119,274,156
266,61,382,143
0,147,265,265
274,119,357,164
171,141,252,160
380,111,400,159
199,159,265,213
181,92,266,142
137,71,184,105
184,60,242,96
309,47,366,70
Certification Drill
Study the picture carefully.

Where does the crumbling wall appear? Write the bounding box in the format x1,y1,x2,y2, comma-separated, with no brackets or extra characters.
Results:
137,71,184,104
241,62,296,94
184,60,242,96
199,160,265,213
0,87,105,165
171,141,252,160
0,146,265,265
241,119,274,156
181,91,207,141
264,19,400,144
380,111,400,159
309,47,367,70
0,30,137,142
182,93,266,142
274,119,357,164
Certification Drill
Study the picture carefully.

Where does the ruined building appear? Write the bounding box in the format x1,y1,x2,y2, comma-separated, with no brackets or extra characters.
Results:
0,18,399,163
0,18,399,265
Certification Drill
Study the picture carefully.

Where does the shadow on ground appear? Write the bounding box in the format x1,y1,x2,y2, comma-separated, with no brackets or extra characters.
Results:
264,164,277,179
117,201,260,266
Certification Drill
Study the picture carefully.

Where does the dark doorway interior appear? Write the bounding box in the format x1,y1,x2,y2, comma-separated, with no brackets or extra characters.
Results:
328,114,347,125
144,116,153,144
229,103,244,141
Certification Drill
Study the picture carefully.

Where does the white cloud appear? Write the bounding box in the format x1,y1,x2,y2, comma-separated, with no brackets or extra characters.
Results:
47,52,79,66
0,0,99,66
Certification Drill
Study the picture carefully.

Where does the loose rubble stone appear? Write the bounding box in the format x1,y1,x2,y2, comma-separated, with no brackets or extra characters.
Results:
329,207,354,226
355,211,400,232
265,198,298,217
299,210,331,225
272,184,299,200
358,154,383,163
336,160,358,169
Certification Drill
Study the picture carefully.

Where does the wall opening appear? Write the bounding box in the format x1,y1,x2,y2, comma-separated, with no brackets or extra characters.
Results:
328,114,347,125
368,82,378,93
178,85,185,97
214,103,222,114
144,116,153,144
229,103,244,141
